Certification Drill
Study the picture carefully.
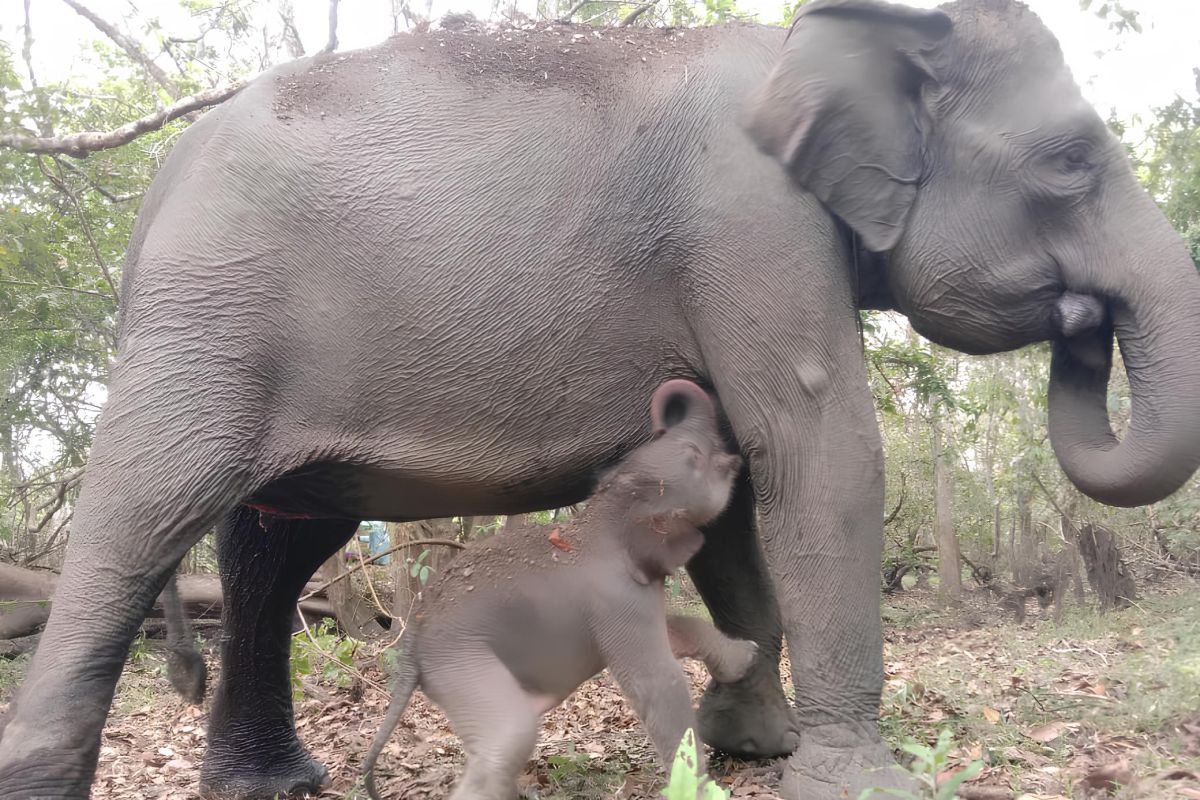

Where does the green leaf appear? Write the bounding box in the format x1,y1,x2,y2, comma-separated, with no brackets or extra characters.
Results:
661,728,728,799
936,761,984,800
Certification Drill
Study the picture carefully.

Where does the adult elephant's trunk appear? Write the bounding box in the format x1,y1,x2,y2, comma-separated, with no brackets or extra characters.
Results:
1048,190,1200,507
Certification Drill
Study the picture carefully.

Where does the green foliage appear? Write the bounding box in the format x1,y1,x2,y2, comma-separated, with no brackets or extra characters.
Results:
547,744,592,783
858,729,983,800
1079,0,1143,33
661,728,728,800
779,0,808,24
128,632,152,665
408,548,434,587
1130,97,1200,269
289,618,357,701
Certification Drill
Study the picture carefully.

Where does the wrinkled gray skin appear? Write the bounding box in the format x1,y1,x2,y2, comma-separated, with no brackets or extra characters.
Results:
2,0,1199,798
363,379,754,800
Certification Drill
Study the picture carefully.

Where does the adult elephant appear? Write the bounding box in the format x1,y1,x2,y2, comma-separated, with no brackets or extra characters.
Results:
2,0,1198,797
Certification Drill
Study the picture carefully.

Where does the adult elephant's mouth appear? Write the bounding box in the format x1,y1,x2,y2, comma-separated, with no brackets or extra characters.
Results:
1051,292,1111,372
1051,292,1107,339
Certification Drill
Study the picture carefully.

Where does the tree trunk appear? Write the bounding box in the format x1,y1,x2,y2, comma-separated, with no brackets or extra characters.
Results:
1014,474,1035,586
932,420,961,600
1076,523,1137,612
991,502,1002,561
318,551,386,640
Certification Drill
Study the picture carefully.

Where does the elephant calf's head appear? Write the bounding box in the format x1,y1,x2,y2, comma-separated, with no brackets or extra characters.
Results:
747,0,1200,508
589,379,742,580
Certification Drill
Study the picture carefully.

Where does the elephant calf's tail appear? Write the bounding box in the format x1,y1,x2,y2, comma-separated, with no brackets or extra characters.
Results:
363,636,422,800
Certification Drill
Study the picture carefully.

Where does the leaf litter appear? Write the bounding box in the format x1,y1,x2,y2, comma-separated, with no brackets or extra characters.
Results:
2,577,1197,799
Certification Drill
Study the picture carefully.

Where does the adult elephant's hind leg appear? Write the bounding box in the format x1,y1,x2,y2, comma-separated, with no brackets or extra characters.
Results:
687,474,799,759
200,508,360,800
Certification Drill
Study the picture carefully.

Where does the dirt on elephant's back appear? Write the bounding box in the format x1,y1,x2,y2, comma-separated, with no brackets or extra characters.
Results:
273,21,729,118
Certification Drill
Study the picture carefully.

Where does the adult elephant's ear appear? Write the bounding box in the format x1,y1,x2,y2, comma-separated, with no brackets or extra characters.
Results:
746,0,952,252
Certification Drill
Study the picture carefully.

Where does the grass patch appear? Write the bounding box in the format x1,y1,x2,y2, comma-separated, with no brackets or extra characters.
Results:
879,585,1200,796
0,653,30,700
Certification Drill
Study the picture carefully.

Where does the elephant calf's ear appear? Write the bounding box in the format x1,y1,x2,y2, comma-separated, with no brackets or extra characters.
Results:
745,0,951,252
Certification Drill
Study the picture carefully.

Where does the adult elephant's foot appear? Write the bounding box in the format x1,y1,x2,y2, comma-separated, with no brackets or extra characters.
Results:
697,665,800,758
781,721,913,800
199,737,329,799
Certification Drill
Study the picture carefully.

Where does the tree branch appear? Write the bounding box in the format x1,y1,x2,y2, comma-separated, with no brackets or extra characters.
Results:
53,158,142,203
22,0,54,138
322,0,340,54
0,81,246,158
278,0,307,58
883,472,907,526
1030,471,1078,536
559,0,592,21
618,0,657,26
297,537,464,603
22,470,83,539
37,158,119,298
61,0,182,99
0,279,114,301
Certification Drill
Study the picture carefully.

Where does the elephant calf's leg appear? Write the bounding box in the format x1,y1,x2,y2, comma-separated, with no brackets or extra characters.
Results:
604,630,702,772
666,614,757,684
200,508,360,799
428,657,540,800
686,476,799,759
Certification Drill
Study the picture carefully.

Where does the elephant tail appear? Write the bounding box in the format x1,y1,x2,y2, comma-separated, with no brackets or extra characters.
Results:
162,573,207,705
363,634,422,800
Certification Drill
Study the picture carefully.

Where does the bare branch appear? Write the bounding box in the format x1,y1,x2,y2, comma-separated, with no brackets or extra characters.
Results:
0,81,246,158
322,0,341,54
618,0,657,26
23,511,73,565
21,0,55,138
0,279,114,301
52,155,143,203
278,0,307,58
22,470,84,538
37,158,119,298
559,0,637,20
1030,471,1076,536
883,472,907,527
297,537,465,603
559,0,592,21
60,0,182,99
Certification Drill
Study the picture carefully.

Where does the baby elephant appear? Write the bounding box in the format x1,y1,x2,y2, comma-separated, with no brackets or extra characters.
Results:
363,379,753,800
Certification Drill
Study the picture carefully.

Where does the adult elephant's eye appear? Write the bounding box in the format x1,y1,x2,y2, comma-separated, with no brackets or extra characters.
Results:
1063,144,1092,171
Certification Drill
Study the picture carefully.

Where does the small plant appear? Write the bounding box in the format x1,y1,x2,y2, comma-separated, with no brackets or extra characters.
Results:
408,549,434,588
662,728,728,800
289,618,358,701
547,744,592,783
858,729,983,800
128,631,152,665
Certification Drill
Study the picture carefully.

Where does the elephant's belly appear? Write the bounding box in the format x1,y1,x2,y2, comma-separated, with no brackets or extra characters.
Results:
244,458,609,521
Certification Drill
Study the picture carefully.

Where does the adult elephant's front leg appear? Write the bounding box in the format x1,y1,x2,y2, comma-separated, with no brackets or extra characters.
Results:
693,248,906,796
201,507,360,799
687,475,799,758
749,387,908,798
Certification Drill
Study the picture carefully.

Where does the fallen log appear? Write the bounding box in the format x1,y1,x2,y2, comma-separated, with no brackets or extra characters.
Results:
0,633,39,659
0,604,51,639
0,562,335,623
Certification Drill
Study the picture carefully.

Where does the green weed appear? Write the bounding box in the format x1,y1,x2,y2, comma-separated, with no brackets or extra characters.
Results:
859,729,983,800
290,618,358,701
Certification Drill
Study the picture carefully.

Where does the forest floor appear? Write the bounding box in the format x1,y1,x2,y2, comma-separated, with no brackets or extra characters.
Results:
1,574,1198,800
